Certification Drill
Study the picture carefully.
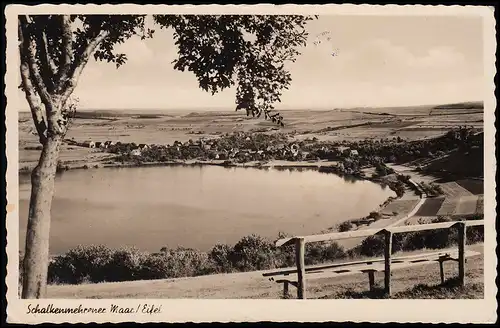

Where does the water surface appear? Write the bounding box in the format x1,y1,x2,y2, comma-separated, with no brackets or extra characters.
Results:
19,165,395,254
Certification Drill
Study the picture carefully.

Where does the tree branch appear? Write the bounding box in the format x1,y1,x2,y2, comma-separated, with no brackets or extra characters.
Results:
18,16,53,111
57,15,74,84
18,20,47,145
42,30,57,76
59,29,109,101
35,29,57,93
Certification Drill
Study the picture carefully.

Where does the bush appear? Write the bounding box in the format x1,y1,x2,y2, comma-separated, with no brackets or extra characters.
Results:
230,234,276,271
209,243,235,273
48,245,114,284
368,211,383,221
43,215,483,286
162,247,216,277
466,226,484,244
104,247,146,282
359,235,385,257
357,216,484,257
338,220,355,232
138,253,172,280
304,241,346,265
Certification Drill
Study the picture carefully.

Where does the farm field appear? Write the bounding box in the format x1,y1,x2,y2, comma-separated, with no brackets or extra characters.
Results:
18,104,484,171
415,198,446,217
440,182,475,198
381,199,421,217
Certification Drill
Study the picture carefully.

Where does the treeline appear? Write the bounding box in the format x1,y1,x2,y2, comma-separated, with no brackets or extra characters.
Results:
19,215,483,286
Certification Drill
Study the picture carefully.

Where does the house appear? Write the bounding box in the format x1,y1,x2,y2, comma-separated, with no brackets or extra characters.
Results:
131,149,142,156
350,149,359,157
82,141,96,148
138,144,149,150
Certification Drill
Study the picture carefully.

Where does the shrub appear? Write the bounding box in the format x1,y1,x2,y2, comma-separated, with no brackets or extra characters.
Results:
231,234,276,271
169,247,216,277
138,253,172,279
43,214,483,286
466,226,484,244
48,245,114,284
359,235,385,257
338,220,355,232
147,247,216,278
104,247,146,282
368,211,383,221
209,244,235,273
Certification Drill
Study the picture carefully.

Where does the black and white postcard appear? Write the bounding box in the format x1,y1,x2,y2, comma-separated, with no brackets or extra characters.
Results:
4,3,497,324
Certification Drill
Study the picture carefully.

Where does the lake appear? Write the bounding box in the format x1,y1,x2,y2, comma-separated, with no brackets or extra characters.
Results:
19,165,395,254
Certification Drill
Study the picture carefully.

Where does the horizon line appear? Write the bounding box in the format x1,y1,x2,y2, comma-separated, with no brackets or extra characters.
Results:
16,100,484,113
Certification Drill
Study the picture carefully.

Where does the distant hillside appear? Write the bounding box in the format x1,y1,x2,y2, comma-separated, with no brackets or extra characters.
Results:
432,101,484,110
423,132,484,178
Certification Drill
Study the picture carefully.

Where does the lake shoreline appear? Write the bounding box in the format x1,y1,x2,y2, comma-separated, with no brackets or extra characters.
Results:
20,158,413,258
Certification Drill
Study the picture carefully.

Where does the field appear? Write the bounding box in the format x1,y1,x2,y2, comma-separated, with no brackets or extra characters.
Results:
18,103,484,171
46,244,484,299
380,199,421,216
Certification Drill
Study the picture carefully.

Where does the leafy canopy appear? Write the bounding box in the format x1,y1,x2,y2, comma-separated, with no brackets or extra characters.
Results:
21,14,315,126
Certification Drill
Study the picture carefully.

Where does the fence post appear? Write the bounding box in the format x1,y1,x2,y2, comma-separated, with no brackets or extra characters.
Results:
457,222,466,287
384,230,393,296
283,281,289,299
295,237,306,299
368,271,375,291
439,259,445,284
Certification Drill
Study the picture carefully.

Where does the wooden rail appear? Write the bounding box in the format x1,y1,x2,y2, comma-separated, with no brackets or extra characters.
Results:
275,220,484,299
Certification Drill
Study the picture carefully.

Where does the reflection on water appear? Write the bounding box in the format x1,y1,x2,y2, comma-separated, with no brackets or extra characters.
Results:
19,165,395,254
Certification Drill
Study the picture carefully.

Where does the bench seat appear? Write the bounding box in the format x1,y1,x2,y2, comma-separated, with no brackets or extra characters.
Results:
263,249,481,298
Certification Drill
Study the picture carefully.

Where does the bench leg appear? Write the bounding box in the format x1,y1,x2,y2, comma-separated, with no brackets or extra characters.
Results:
439,260,445,284
368,271,375,291
283,281,289,298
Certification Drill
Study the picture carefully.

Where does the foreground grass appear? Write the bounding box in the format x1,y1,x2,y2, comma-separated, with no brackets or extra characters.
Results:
46,244,483,299
321,278,483,299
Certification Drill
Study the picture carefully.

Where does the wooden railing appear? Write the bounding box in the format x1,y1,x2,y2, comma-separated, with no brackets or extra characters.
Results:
275,220,484,299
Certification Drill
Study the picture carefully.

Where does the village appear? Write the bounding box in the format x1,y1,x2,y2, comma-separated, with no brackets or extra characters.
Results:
65,132,363,165
63,126,483,181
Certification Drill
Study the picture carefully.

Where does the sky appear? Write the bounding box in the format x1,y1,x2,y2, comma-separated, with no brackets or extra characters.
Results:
18,15,485,111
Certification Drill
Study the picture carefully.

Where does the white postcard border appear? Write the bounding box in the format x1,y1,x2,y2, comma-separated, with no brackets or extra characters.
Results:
4,4,497,324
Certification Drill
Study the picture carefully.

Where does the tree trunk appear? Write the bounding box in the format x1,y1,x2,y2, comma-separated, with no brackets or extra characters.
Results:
21,134,62,299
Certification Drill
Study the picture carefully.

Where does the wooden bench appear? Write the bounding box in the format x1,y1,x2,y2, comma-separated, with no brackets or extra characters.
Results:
263,249,481,298
265,219,484,299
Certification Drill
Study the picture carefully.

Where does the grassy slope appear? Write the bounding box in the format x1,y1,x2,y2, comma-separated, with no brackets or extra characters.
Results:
46,244,484,299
